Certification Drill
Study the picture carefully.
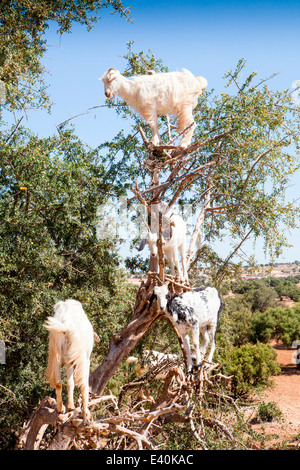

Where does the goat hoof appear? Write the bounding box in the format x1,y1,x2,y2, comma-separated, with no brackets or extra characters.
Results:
82,410,92,423
56,405,66,414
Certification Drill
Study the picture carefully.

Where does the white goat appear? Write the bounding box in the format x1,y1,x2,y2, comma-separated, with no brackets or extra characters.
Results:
138,211,188,282
153,285,224,373
44,299,100,421
100,68,208,148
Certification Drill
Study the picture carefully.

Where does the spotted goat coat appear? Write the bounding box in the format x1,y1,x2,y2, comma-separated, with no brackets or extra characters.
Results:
154,286,224,373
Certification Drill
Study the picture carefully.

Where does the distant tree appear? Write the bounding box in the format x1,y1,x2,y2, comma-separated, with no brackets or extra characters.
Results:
246,283,279,312
222,296,254,346
274,280,300,301
248,304,300,346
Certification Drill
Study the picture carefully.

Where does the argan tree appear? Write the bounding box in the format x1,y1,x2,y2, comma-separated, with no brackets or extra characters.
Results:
17,47,300,450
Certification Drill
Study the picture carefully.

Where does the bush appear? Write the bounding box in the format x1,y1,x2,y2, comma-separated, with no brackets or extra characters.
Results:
256,401,282,423
223,342,281,397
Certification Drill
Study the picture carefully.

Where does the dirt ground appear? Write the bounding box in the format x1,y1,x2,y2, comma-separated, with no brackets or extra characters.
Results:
249,343,300,448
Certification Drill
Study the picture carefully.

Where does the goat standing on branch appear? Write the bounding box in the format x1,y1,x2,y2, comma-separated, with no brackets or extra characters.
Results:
100,68,208,148
154,285,224,373
44,300,100,422
138,209,189,283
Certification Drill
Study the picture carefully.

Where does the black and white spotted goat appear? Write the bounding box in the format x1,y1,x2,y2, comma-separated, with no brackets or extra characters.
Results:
153,284,224,373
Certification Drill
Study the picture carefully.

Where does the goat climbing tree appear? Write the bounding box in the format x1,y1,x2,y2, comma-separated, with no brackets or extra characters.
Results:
17,53,300,450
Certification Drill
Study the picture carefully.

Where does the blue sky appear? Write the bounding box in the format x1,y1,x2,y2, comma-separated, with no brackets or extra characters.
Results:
14,0,300,265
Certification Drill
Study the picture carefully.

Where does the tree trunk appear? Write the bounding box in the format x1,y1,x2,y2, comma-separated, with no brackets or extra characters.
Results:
90,256,162,396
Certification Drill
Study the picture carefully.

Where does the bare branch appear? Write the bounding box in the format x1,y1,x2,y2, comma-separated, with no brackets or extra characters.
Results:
5,116,24,143
171,128,237,158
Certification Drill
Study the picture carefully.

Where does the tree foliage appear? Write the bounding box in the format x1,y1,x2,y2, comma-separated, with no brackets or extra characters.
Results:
0,0,129,111
248,304,300,346
0,2,134,449
0,123,137,448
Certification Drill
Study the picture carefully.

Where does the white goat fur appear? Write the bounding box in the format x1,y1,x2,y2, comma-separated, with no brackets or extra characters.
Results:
44,299,99,420
139,211,188,282
154,285,223,373
100,68,208,148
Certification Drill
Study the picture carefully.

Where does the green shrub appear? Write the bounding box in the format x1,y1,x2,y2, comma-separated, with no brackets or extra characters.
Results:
223,342,281,397
256,401,282,422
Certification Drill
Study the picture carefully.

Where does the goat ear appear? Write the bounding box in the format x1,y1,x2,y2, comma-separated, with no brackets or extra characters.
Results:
197,76,208,91
107,68,118,82
94,332,100,343
138,238,147,251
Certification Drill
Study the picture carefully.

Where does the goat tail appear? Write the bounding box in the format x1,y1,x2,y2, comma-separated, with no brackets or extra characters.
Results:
196,76,208,91
44,310,70,388
43,316,68,334
44,317,68,388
